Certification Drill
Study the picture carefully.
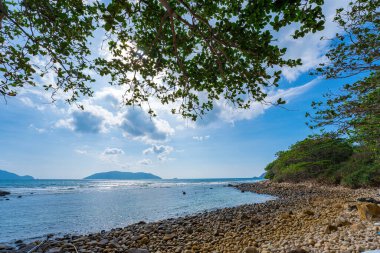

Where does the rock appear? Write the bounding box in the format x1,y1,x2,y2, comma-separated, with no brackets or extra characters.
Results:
289,248,308,253
357,203,380,221
242,246,259,253
139,237,149,244
46,247,62,253
0,244,13,250
336,217,351,227
0,190,10,197
303,210,315,216
163,234,176,241
185,227,193,234
325,225,338,234
14,240,23,245
357,197,380,204
351,223,365,231
127,248,150,253
98,239,109,245
347,205,357,211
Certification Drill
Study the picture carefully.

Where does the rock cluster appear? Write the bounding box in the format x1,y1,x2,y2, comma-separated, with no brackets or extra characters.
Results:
3,181,380,253
0,190,10,197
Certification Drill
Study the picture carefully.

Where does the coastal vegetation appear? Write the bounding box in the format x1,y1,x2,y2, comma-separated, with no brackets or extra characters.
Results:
0,0,325,119
265,135,379,188
266,0,379,188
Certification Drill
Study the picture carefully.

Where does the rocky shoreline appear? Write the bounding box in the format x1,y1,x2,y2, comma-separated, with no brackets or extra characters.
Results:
1,181,379,253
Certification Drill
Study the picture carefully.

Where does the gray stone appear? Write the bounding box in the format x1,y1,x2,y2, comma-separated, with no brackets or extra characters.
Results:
127,248,150,253
98,239,109,245
46,247,62,253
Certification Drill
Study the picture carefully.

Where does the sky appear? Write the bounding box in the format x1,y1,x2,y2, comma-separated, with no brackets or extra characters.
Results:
0,1,356,179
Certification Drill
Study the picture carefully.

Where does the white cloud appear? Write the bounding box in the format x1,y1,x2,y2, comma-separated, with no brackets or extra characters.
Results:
19,97,47,111
102,147,124,155
193,135,210,141
75,149,88,155
138,159,152,166
143,144,174,161
120,109,174,142
29,124,46,133
216,78,320,124
276,1,351,82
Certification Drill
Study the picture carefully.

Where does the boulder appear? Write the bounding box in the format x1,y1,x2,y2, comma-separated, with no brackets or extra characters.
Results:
356,203,380,221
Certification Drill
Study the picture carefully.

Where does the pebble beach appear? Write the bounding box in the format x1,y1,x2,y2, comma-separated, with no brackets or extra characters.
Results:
2,181,379,253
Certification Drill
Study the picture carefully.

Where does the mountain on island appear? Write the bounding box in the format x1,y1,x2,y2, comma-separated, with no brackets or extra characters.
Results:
0,170,34,180
84,171,161,180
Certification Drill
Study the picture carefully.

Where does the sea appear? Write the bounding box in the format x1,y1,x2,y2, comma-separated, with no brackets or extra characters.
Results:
0,178,274,243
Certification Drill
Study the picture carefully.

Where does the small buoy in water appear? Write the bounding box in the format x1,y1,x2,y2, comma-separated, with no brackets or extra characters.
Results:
241,190,245,193
182,191,186,195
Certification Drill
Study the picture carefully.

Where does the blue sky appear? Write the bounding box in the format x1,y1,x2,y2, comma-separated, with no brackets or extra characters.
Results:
0,1,355,179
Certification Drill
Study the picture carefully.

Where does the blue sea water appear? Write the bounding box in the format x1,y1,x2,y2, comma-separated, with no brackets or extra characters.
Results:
0,178,274,243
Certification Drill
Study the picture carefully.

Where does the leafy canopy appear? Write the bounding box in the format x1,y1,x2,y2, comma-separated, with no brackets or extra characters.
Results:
266,0,379,188
0,0,325,119
265,134,379,188
265,135,354,183
307,0,379,154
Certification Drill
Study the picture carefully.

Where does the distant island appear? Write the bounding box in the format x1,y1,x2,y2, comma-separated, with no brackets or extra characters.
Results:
0,170,34,180
84,171,161,180
252,172,266,180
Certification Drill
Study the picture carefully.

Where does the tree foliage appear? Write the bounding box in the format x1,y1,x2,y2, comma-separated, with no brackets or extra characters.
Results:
307,0,379,154
315,0,379,79
266,0,379,188
0,0,99,104
0,0,325,118
265,135,379,188
265,135,353,183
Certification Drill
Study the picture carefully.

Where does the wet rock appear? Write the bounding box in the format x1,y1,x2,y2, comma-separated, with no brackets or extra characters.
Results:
0,244,13,250
14,240,23,245
0,191,10,197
